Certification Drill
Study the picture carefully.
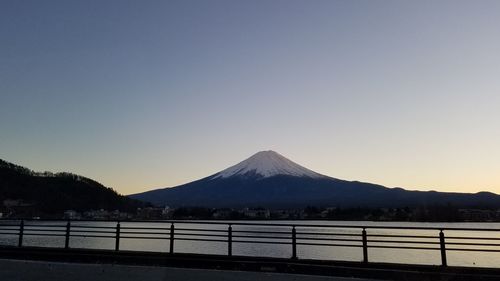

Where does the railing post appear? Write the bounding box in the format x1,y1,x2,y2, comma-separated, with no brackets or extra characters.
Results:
169,223,175,254
439,230,447,266
228,224,232,256
18,220,24,247
115,222,120,251
64,220,71,249
291,226,297,259
362,228,368,263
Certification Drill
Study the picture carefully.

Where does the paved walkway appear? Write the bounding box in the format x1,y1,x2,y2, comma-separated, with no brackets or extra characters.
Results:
0,259,383,281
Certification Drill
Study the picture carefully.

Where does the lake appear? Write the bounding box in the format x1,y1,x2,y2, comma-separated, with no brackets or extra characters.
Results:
1,220,499,268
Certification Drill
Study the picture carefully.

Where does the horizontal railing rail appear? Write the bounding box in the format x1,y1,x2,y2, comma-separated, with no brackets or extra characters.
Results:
1,219,500,266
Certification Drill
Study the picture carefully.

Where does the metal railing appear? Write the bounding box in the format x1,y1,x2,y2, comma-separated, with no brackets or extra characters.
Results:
1,219,500,267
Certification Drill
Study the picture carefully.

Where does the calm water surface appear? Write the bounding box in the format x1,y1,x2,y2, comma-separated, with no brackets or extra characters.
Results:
1,220,499,268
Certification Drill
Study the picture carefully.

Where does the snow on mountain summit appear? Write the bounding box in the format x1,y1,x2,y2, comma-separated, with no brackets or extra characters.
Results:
212,150,326,179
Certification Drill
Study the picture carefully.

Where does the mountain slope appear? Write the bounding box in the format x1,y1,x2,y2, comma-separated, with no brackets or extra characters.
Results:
0,159,144,215
130,151,500,208
213,150,326,179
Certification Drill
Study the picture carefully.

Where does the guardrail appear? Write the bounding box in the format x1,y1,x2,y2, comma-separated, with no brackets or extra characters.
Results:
1,219,500,266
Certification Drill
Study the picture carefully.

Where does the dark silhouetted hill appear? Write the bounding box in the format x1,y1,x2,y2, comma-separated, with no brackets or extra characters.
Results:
0,159,144,215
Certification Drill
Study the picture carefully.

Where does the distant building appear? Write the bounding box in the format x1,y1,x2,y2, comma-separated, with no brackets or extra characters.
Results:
243,208,270,219
213,209,233,219
84,209,110,220
161,206,172,218
3,199,36,217
136,207,163,219
110,210,132,220
63,210,81,220
459,209,495,221
270,210,290,219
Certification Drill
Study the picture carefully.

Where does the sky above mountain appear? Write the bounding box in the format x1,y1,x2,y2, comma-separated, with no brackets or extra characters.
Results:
1,1,500,195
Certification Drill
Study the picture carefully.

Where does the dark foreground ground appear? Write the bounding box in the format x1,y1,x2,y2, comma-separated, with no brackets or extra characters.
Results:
1,246,500,281
0,259,380,281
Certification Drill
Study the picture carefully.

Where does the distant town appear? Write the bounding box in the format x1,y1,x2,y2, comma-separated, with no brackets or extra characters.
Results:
2,199,500,222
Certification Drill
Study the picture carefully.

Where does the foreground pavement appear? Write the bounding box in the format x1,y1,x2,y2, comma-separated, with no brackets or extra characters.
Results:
2,247,500,280
0,259,382,281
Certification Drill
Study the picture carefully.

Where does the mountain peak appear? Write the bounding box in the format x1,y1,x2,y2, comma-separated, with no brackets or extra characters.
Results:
212,150,326,179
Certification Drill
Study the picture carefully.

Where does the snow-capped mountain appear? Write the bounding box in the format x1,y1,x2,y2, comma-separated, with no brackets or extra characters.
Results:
212,150,326,179
130,151,500,208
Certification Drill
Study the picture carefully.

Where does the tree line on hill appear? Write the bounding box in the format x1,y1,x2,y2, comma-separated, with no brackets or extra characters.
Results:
0,159,146,218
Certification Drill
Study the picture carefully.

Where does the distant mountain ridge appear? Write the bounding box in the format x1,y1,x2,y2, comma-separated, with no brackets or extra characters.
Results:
0,159,144,216
130,151,500,208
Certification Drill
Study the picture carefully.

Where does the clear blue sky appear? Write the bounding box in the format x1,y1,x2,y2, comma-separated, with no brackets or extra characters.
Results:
1,0,500,195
